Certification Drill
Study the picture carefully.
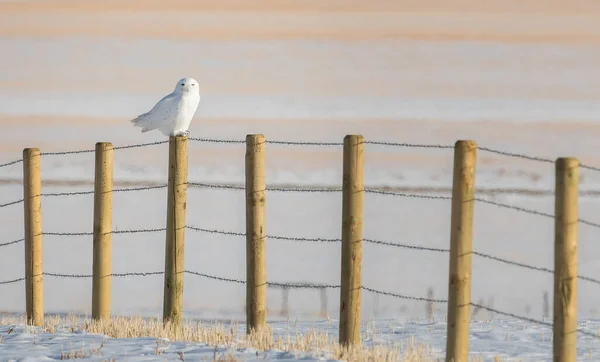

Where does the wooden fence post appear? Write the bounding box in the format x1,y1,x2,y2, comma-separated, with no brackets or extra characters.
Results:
92,142,114,320
445,140,477,362
163,136,188,328
23,148,44,326
553,157,578,362
245,134,267,333
339,134,364,346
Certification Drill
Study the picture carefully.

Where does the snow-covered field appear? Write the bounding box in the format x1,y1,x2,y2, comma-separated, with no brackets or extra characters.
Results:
2,0,600,360
0,315,598,361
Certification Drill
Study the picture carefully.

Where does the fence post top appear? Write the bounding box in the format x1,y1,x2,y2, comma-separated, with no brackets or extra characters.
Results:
22,148,41,158
95,142,114,149
168,135,188,142
454,140,477,149
343,134,364,142
556,157,579,165
246,134,265,141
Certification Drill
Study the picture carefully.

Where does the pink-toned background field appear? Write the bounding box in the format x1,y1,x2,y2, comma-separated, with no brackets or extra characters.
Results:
0,0,599,321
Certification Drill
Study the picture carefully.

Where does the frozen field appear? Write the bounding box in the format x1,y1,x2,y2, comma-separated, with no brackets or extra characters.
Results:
0,316,599,361
1,0,600,360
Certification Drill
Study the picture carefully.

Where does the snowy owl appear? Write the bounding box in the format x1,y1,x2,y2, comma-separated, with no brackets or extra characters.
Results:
130,77,201,137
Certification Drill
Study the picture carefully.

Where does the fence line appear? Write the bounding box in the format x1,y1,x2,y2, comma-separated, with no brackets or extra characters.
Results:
0,270,598,339
7,183,600,230
2,135,600,360
0,137,599,171
4,224,600,286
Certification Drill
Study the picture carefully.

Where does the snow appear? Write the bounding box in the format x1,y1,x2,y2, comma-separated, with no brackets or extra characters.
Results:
0,317,599,361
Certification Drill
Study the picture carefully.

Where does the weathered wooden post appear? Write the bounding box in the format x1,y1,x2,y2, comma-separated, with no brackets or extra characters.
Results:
446,140,477,362
245,134,267,333
23,147,44,326
163,135,188,329
339,134,364,346
553,157,578,362
92,142,114,320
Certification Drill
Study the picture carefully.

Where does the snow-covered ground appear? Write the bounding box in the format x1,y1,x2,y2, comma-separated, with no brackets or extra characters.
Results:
0,315,598,361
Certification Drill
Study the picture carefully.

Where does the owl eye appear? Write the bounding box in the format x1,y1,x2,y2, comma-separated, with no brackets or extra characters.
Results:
181,83,185,86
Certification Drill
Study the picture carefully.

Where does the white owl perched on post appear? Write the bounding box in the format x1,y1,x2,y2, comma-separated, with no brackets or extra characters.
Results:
130,77,201,137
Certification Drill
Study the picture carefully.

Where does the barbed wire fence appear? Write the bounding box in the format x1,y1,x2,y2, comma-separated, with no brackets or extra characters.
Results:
0,137,599,340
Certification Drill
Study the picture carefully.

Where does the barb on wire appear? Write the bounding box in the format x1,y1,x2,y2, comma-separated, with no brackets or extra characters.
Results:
266,140,343,146
364,238,449,252
0,277,25,285
475,198,554,218
581,164,600,172
365,141,453,149
113,227,166,234
184,270,246,284
476,197,600,228
577,219,600,228
189,137,245,144
476,147,554,164
362,286,447,303
187,225,340,243
268,281,340,289
43,228,166,237
44,231,93,236
188,182,244,190
187,225,245,237
41,185,168,197
43,190,94,197
44,271,164,279
37,140,169,157
40,149,95,156
188,182,341,193
473,251,553,274
185,270,339,289
0,198,24,208
113,140,168,150
267,186,341,193
0,158,23,168
0,238,24,248
113,185,168,192
365,188,451,200
469,303,599,339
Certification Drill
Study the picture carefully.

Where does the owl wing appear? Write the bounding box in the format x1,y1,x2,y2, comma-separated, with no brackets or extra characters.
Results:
130,92,181,133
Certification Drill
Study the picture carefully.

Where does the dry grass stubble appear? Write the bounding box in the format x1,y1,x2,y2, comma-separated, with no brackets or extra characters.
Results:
0,314,481,361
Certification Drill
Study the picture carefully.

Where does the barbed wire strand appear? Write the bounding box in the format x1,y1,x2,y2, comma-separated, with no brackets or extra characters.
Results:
0,159,23,168
44,271,164,278
476,147,554,164
364,189,451,201
364,141,453,149
0,238,24,248
363,238,449,252
189,137,245,144
40,149,95,156
362,287,447,303
470,303,600,339
0,198,24,208
4,137,600,174
187,226,340,243
41,270,339,289
2,271,599,338
113,140,168,150
40,184,168,197
0,277,25,285
43,228,166,237
267,140,343,146
186,226,600,284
